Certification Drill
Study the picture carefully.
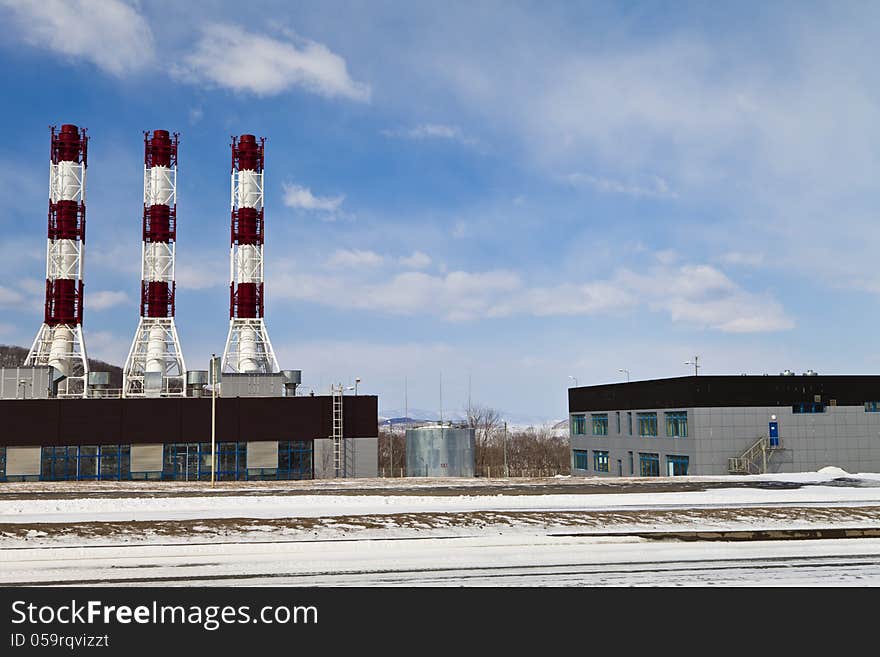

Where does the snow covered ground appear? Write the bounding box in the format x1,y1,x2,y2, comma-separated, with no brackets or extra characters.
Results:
2,468,879,586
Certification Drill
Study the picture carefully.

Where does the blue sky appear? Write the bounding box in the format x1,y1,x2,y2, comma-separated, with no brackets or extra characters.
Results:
1,1,879,422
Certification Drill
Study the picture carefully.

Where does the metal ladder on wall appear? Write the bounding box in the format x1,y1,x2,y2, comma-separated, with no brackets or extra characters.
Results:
728,436,783,474
332,384,344,478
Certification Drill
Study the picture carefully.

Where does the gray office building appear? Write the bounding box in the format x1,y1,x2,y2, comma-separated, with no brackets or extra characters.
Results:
568,374,880,477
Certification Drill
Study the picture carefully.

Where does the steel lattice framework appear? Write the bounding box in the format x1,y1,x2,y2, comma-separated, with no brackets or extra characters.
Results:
222,134,278,374
25,124,90,397
123,130,186,396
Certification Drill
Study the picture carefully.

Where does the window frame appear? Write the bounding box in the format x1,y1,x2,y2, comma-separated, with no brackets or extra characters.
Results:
666,454,689,476
665,411,688,438
593,450,610,473
639,452,660,477
637,412,658,437
278,440,314,480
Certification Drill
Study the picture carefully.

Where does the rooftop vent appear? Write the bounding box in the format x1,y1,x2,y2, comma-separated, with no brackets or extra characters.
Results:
804,369,818,376
781,369,795,376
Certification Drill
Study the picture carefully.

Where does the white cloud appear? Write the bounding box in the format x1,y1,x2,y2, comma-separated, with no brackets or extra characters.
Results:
326,249,384,268
720,252,765,267
87,330,130,366
0,0,155,76
0,280,42,313
176,260,227,290
616,265,794,333
0,285,24,307
271,257,792,332
188,107,204,125
88,290,129,311
564,173,677,199
282,182,345,213
175,23,370,100
382,124,475,145
654,250,679,265
399,251,432,269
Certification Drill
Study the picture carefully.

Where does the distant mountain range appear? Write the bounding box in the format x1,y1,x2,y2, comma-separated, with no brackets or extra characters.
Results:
379,407,568,432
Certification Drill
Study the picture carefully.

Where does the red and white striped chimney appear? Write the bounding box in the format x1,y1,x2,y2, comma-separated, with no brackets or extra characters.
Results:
25,124,90,396
122,130,186,396
222,134,278,373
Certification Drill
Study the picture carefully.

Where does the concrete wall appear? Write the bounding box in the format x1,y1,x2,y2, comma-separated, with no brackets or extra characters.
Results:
571,405,880,476
691,405,880,475
314,437,378,479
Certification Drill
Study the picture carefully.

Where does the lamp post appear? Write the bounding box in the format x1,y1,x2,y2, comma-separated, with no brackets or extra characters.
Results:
354,377,360,395
685,356,700,376
618,368,630,382
209,354,221,488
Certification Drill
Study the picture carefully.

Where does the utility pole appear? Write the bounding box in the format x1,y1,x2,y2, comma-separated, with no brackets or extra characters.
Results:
503,421,509,478
439,371,443,424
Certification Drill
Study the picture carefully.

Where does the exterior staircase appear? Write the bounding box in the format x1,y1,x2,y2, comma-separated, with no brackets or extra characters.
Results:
728,436,783,475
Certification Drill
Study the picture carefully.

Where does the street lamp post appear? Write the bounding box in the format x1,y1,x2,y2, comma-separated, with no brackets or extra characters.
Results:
618,368,630,382
209,354,220,488
685,356,700,376
355,377,360,395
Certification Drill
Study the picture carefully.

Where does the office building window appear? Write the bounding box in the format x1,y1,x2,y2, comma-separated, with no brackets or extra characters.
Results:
637,412,658,437
216,442,248,480
573,450,589,471
792,402,824,414
163,443,245,481
41,445,130,481
616,412,621,434
639,452,660,477
627,412,633,435
666,455,689,476
628,451,634,475
865,402,880,412
666,411,688,438
572,414,587,435
278,440,313,480
0,447,5,481
592,413,609,436
593,450,609,473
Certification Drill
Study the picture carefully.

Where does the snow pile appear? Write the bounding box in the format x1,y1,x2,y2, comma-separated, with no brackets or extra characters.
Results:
817,466,850,477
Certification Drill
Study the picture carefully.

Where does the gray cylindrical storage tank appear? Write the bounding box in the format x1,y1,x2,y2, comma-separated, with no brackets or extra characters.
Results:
406,426,475,477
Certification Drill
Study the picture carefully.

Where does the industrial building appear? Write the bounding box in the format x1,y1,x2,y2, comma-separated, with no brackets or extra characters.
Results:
569,374,880,477
0,373,378,481
0,124,379,482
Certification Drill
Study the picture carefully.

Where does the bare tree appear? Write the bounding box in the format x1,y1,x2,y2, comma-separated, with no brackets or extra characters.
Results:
466,405,502,475
378,426,406,476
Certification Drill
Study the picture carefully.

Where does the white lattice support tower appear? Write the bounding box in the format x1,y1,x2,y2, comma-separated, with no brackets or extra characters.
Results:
222,134,279,374
123,130,186,396
25,124,90,397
